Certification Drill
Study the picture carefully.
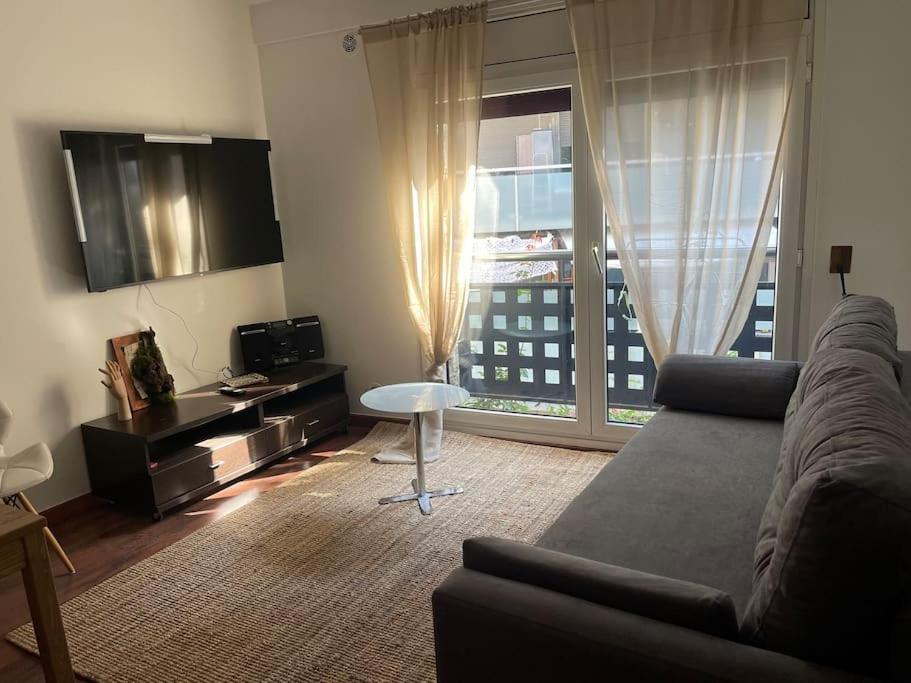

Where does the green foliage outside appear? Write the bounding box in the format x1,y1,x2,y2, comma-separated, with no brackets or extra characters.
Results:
607,407,653,425
462,397,654,424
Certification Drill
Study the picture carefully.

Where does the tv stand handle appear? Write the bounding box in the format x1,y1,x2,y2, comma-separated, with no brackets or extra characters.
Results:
209,461,225,470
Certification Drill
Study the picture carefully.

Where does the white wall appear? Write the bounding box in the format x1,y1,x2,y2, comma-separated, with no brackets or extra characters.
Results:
254,4,425,417
0,0,286,509
804,0,911,345
252,0,574,419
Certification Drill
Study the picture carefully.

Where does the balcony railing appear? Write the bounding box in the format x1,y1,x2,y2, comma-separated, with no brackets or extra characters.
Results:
457,250,775,415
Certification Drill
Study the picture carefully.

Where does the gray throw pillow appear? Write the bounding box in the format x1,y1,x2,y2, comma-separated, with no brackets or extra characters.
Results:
742,348,911,676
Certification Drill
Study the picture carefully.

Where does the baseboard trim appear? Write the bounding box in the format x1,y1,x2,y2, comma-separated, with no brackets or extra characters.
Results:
349,412,620,452
349,413,409,427
40,493,110,526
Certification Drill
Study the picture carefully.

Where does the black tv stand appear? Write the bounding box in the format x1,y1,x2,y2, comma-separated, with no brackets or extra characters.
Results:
82,362,349,519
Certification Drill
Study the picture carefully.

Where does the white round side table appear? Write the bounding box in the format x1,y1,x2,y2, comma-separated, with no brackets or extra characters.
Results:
360,382,469,515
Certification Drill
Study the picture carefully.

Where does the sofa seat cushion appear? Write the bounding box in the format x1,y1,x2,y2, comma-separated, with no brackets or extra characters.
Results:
537,408,783,616
742,347,911,676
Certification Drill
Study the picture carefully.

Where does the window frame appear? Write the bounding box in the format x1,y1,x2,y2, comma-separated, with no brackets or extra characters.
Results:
444,63,607,445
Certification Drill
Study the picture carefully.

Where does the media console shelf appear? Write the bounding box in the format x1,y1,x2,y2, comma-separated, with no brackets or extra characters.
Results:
82,362,349,520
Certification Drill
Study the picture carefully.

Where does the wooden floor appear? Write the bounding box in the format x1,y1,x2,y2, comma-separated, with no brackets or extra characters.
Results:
0,424,370,683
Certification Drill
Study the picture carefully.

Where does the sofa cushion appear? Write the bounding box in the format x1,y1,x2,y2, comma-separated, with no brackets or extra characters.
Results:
537,408,783,616
653,355,800,420
901,350,911,403
463,537,739,639
753,298,906,579
810,294,902,380
753,349,838,576
742,347,911,676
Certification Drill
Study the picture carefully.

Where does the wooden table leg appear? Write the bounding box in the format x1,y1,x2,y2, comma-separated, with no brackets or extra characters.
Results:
17,493,76,574
20,530,75,683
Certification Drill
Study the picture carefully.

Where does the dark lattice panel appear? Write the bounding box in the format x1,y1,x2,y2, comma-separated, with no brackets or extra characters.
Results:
729,281,776,360
458,283,576,404
458,276,775,413
604,268,658,410
606,278,776,411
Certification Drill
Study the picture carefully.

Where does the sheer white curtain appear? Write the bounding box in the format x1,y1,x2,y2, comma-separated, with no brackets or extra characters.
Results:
567,0,804,363
363,4,486,462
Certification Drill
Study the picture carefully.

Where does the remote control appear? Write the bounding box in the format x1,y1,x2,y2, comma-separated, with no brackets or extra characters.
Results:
218,386,246,396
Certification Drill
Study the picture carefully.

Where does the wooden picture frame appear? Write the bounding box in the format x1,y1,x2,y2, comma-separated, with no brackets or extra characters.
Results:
110,332,150,412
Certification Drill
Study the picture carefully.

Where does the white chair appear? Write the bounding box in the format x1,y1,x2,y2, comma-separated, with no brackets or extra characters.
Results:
0,401,75,574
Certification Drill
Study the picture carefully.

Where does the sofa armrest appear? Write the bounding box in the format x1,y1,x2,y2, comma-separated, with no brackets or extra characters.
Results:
433,568,872,683
653,355,800,419
463,537,737,638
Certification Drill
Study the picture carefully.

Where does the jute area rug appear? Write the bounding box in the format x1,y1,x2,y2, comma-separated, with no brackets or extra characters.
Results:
9,422,611,682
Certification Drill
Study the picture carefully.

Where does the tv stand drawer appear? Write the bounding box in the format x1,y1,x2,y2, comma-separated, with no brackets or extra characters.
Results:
151,424,285,505
287,395,348,446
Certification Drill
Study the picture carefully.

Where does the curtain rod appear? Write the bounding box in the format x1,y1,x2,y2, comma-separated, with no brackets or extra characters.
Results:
359,0,564,33
255,0,808,49
358,4,485,34
255,0,564,47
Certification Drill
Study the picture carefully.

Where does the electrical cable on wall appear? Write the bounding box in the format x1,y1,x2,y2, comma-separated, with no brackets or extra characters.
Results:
837,266,848,297
138,284,234,381
829,246,852,299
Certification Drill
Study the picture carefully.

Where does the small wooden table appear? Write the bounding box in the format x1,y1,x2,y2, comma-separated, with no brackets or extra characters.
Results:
0,505,74,682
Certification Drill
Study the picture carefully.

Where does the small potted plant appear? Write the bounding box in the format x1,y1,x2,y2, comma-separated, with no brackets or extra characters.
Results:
130,328,175,404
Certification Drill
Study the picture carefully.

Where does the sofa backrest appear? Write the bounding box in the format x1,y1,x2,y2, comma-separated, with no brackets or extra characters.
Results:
811,294,903,380
742,297,911,677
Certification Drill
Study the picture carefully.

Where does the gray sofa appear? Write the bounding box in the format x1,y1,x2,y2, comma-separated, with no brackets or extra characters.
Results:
433,296,911,682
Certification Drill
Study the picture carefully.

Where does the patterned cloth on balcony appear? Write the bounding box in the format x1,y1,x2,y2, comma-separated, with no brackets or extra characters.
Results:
471,232,559,283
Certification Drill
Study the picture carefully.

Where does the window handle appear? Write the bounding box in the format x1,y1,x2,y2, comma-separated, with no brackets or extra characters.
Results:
591,242,604,276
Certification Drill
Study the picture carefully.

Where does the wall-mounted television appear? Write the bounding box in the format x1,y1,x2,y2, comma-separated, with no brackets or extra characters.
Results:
62,131,284,292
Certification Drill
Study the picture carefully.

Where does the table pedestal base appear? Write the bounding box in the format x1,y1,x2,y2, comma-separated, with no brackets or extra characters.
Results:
379,479,464,516
377,410,463,515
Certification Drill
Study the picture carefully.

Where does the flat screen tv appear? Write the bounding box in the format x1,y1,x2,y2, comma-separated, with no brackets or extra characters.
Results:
61,131,284,292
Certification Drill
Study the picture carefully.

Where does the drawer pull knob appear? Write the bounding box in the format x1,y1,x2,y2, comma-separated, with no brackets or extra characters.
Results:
306,419,321,427
209,460,225,470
